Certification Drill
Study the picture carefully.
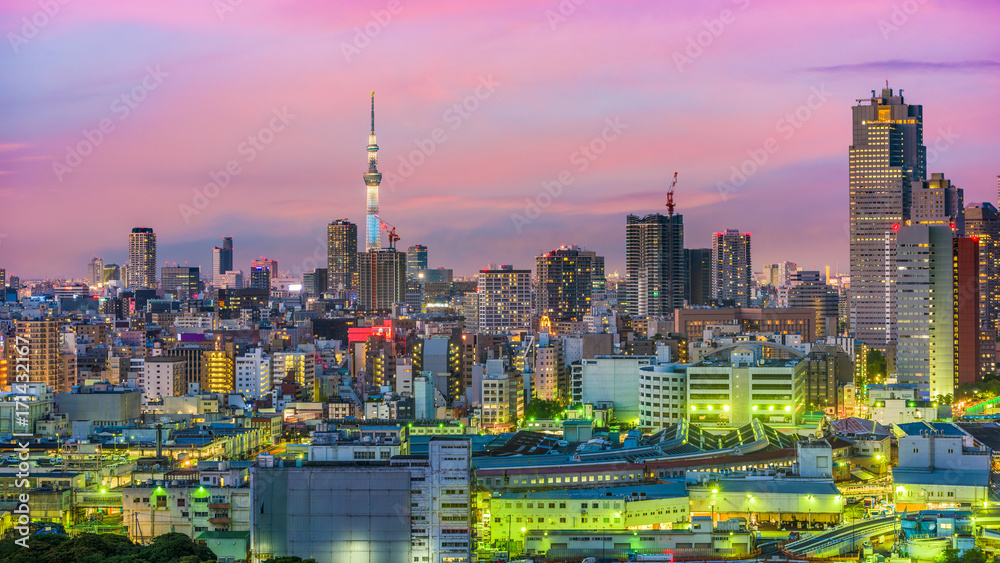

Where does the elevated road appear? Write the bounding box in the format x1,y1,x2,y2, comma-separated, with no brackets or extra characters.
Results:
783,516,897,558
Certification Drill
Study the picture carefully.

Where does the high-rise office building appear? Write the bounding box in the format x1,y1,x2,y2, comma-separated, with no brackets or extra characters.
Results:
849,86,925,350
212,236,234,282
912,173,964,234
87,257,104,287
895,224,953,400
327,219,358,295
357,249,406,311
249,257,276,291
761,261,798,288
624,213,685,316
407,244,428,280
103,264,121,284
161,266,200,298
477,265,531,334
954,237,980,386
303,268,328,296
711,229,752,307
965,202,1000,331
14,319,69,393
0,267,5,288
535,245,599,322
364,91,382,251
127,227,157,289
685,248,712,306
787,271,839,339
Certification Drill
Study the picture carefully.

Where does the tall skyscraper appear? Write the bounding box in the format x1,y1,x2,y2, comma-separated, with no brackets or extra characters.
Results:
624,213,685,316
364,91,382,252
685,248,712,306
250,266,269,290
535,245,599,322
212,236,234,282
357,249,406,311
711,229,751,307
0,267,5,288
87,256,104,287
327,219,358,295
787,271,839,339
849,86,925,350
407,244,428,280
161,266,200,298
103,264,121,284
912,173,964,233
966,202,1000,331
250,257,277,290
896,225,954,399
954,237,980,386
477,265,531,334
127,227,157,289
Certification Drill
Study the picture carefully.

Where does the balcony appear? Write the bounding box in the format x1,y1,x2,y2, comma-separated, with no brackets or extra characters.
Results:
208,517,230,525
208,503,230,510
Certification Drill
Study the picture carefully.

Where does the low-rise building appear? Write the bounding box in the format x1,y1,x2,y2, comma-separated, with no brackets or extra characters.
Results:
54,382,141,425
123,479,251,542
487,482,689,552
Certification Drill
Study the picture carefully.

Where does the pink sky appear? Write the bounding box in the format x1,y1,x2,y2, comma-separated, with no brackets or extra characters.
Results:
1,0,998,279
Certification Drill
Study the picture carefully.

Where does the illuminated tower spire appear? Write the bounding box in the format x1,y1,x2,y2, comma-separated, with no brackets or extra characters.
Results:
364,90,382,251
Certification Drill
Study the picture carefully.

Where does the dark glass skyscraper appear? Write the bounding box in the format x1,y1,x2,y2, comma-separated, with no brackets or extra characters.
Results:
685,248,712,306
624,214,685,316
328,219,358,295
407,244,428,280
212,236,234,282
849,86,925,350
536,245,600,322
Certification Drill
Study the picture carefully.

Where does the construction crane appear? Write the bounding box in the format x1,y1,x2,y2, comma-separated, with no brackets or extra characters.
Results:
375,215,400,249
666,171,678,217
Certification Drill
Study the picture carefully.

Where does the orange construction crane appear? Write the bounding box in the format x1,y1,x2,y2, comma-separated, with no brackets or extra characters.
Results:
375,215,400,249
666,171,678,217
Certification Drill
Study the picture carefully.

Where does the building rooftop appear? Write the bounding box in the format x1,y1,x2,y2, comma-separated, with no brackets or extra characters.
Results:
691,477,841,496
892,468,989,487
493,481,687,500
895,422,966,437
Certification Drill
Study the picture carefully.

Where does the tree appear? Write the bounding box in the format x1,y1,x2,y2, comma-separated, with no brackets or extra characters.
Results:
864,350,887,383
0,532,216,563
961,548,987,563
523,398,566,421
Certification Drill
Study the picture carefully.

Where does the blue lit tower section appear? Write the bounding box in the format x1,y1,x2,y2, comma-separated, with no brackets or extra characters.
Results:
364,91,382,251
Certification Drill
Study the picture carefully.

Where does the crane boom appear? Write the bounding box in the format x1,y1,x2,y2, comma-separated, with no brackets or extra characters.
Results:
666,171,678,217
374,215,400,249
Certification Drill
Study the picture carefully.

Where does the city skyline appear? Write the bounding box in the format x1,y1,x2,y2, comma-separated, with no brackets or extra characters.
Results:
2,1,999,279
